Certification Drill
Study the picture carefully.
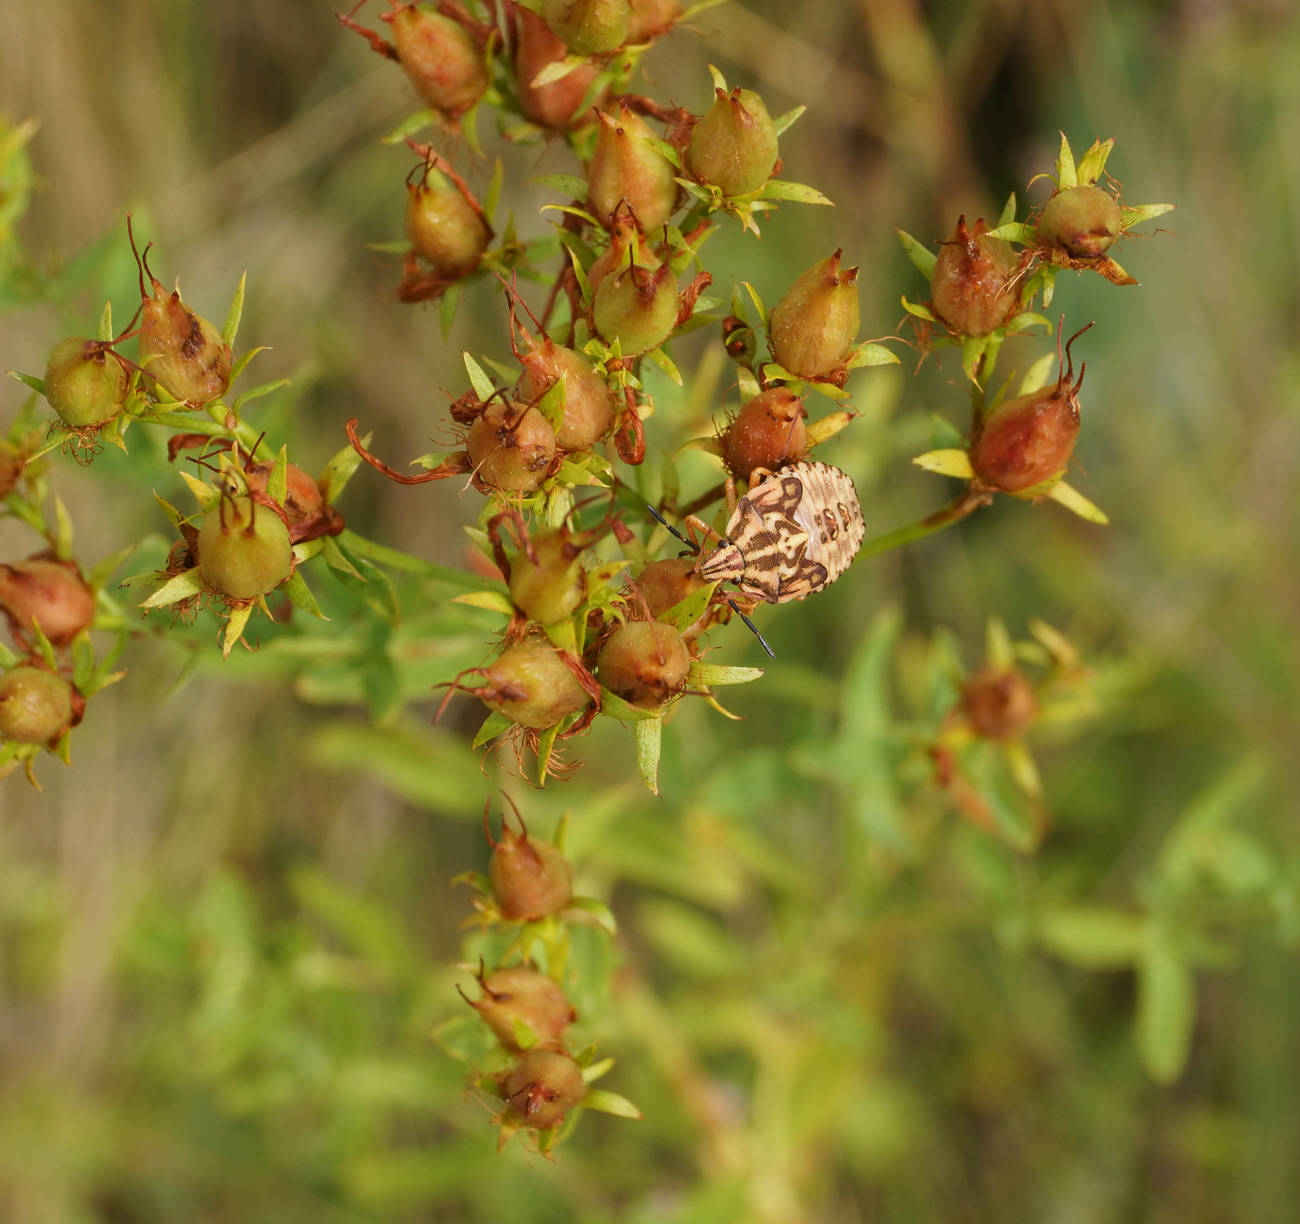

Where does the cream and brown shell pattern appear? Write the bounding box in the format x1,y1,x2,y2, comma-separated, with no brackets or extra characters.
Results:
698,461,866,603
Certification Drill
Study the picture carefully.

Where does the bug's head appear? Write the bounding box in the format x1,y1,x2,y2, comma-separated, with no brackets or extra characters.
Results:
697,541,744,585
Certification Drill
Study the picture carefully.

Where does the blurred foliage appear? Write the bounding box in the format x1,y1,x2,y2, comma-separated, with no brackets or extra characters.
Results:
2,0,1300,1222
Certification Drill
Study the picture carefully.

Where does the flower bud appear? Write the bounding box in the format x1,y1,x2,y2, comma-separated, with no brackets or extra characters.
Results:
931,216,1021,337
502,1048,588,1129
515,8,606,130
509,529,585,625
592,260,679,356
543,0,630,55
627,0,680,41
478,643,592,729
472,967,575,1050
687,86,778,198
490,822,575,920
0,666,73,744
1038,185,1122,259
385,5,487,116
517,339,615,450
467,400,557,493
970,375,1082,494
43,338,128,428
587,102,679,233
0,560,95,647
405,167,490,278
962,666,1037,740
597,620,690,708
768,250,860,379
197,496,293,601
137,263,232,407
721,387,806,481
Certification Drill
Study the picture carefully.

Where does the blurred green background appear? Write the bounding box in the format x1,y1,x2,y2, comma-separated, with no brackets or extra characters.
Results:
3,0,1300,1220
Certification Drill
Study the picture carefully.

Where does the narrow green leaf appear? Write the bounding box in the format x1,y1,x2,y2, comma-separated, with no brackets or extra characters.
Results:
1137,928,1195,1084
599,686,658,722
982,221,1037,245
531,172,589,199
657,582,714,633
1055,131,1077,190
846,341,899,369
222,272,247,346
484,156,505,223
582,1089,643,1120
772,105,805,136
532,54,587,88
452,590,516,616
97,300,113,342
140,569,204,610
635,716,662,796
687,661,764,686
1121,202,1176,228
221,604,253,659
897,229,937,281
534,372,567,430
1048,481,1109,524
462,351,496,401
282,571,326,619
1038,907,1147,969
439,282,461,340
706,63,728,92
8,371,44,396
266,445,288,505
474,710,512,748
53,494,74,560
643,346,682,386
901,296,937,323
913,448,974,479
997,192,1017,228
760,179,833,206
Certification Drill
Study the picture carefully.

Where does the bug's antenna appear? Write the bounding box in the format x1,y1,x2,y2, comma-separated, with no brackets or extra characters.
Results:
728,599,776,660
645,504,700,556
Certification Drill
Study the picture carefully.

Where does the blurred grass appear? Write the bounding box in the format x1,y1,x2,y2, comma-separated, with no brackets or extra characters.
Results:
2,0,1300,1221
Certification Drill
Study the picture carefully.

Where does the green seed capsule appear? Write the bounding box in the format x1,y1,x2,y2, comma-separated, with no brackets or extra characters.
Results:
592,261,679,356
43,337,127,428
466,401,557,493
0,559,96,646
768,250,860,378
508,529,586,626
404,167,490,278
0,666,73,744
517,339,615,450
473,967,575,1050
197,497,293,601
1038,184,1122,259
687,86,779,198
387,5,487,116
931,215,1021,337
587,102,679,233
597,620,690,708
502,1048,588,1129
543,0,630,55
478,643,592,729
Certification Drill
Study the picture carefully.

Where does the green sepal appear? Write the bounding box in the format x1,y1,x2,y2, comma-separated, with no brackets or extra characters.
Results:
635,715,662,796
222,272,247,346
897,229,937,281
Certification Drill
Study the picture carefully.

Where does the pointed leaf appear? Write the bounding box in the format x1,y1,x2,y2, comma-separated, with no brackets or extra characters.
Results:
222,604,253,658
1048,481,1109,524
686,661,764,686
759,180,833,206
913,448,974,479
582,1089,643,1119
97,300,114,343
1137,928,1195,1084
1121,202,1176,228
772,105,805,136
140,569,204,610
462,351,496,401
635,716,662,796
897,229,937,281
1055,131,1077,190
282,571,326,619
222,272,247,346
997,192,1017,228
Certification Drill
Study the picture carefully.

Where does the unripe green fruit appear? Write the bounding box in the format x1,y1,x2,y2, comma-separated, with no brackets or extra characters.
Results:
517,341,615,450
404,170,490,278
592,261,679,356
931,215,1021,337
687,86,778,198
43,338,127,428
597,620,690,708
721,387,806,482
473,967,575,1050
586,209,659,293
516,8,606,129
139,289,232,406
387,5,487,116
543,0,630,55
1038,184,1122,258
970,382,1080,493
490,826,575,920
0,560,96,646
479,643,591,729
509,530,585,625
768,251,860,378
626,0,680,41
467,401,556,493
962,667,1037,740
0,666,73,744
587,103,679,233
502,1049,588,1129
197,497,293,600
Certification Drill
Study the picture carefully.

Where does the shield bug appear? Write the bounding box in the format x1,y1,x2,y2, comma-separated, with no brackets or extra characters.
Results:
649,460,865,657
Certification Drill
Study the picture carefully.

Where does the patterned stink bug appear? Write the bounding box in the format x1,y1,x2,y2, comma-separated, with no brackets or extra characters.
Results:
648,460,866,657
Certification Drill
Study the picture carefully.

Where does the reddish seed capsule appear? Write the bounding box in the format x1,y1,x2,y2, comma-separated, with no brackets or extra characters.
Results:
686,86,779,199
43,337,128,429
592,260,679,356
768,250,860,379
962,666,1037,740
597,620,691,708
515,8,607,130
721,387,807,482
385,4,487,117
490,821,575,920
472,966,575,1050
1038,185,1122,259
502,1048,588,1129
467,400,557,493
637,558,712,638
970,326,1090,494
0,559,95,647
196,496,293,601
543,0,630,55
404,167,490,279
626,0,680,41
478,643,592,729
587,208,659,294
517,339,615,451
0,666,74,744
587,102,679,234
243,461,323,527
931,215,1021,338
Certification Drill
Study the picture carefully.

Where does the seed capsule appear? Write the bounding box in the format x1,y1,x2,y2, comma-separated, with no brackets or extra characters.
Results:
386,5,487,116
543,0,630,55
0,559,95,647
43,338,128,428
517,340,615,450
467,400,557,493
0,666,73,744
587,102,679,233
592,260,679,356
405,166,490,278
687,86,779,198
597,620,691,708
489,824,575,921
627,0,680,41
197,496,293,601
502,1048,588,1129
721,387,806,482
1038,185,1122,258
962,667,1037,740
768,251,860,379
472,967,575,1050
478,643,592,729
931,215,1021,337
697,460,864,603
516,8,606,129
586,206,659,293
508,528,586,626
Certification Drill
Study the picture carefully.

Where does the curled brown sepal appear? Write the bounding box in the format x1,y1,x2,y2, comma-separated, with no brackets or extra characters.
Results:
434,0,494,46
559,650,602,713
614,385,646,466
336,2,401,60
345,418,472,485
246,488,292,531
675,270,714,330
289,505,346,545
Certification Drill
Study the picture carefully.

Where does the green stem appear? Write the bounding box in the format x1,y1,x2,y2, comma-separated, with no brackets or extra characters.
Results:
856,485,992,562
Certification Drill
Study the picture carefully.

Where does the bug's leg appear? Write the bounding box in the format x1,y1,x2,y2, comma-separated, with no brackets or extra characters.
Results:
723,477,739,521
683,514,724,549
747,467,775,487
